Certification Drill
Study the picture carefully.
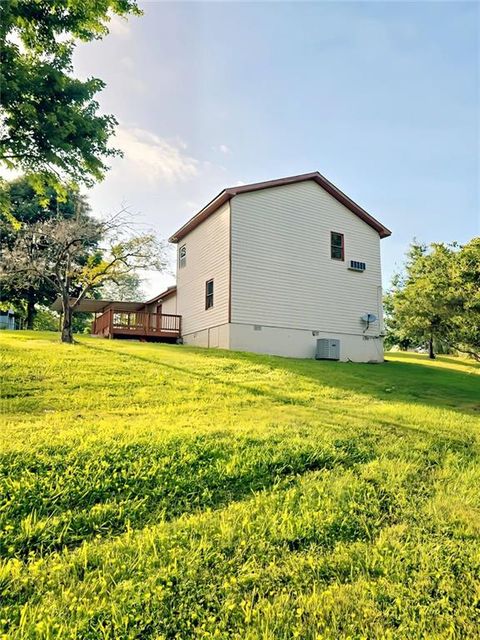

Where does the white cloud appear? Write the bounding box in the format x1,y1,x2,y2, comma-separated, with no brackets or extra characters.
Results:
115,126,199,183
212,144,231,155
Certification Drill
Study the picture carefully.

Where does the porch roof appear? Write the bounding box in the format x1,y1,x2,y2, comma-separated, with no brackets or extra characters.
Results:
50,298,146,314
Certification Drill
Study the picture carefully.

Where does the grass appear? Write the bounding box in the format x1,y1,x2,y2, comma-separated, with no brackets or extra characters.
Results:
0,331,479,639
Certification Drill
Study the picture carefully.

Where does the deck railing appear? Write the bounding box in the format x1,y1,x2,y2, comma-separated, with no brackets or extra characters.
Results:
93,310,181,338
92,309,112,336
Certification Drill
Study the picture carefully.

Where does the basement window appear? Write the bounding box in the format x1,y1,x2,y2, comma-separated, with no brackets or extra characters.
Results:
331,232,344,261
179,245,187,269
205,279,214,310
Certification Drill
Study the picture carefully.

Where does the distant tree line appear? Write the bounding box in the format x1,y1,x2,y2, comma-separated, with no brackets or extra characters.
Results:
385,239,480,360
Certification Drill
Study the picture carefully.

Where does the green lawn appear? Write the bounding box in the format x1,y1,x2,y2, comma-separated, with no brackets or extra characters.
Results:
1,331,479,639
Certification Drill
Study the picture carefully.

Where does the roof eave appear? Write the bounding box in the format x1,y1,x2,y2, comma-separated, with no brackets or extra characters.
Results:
144,286,177,306
168,191,231,244
168,171,392,243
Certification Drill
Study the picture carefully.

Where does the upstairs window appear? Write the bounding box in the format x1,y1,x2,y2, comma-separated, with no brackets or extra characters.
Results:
205,279,214,310
179,245,187,269
331,232,344,261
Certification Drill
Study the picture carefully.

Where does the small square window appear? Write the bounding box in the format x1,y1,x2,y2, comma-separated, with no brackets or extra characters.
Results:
331,232,344,261
205,279,214,309
179,245,187,269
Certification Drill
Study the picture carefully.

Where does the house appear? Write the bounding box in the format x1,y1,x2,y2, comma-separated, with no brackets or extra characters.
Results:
0,308,19,330
56,171,391,362
166,171,390,361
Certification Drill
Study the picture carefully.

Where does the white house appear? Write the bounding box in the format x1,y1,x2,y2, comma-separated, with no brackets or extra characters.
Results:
57,171,391,360
155,171,391,362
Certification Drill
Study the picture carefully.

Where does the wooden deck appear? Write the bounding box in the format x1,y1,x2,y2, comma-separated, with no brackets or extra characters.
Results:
92,310,181,340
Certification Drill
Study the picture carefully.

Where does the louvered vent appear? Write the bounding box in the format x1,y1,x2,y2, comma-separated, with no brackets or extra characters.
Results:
349,260,366,272
315,338,340,361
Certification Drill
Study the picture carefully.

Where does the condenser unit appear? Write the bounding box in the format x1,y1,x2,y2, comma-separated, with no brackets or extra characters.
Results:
315,338,340,360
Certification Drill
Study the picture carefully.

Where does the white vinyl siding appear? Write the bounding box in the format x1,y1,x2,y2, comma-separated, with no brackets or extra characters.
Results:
176,202,230,335
161,294,177,315
230,180,383,336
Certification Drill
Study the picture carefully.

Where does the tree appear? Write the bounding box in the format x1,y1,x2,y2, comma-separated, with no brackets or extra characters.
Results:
32,307,58,332
0,1,141,194
0,176,90,327
0,210,167,343
385,239,480,360
100,272,145,302
444,238,480,360
383,280,414,352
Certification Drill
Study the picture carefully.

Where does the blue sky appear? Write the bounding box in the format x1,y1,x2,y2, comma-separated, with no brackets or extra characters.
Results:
74,0,479,296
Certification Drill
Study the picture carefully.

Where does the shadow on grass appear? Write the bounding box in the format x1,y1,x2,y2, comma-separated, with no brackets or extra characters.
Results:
1,431,379,561
78,340,480,417
2,338,478,564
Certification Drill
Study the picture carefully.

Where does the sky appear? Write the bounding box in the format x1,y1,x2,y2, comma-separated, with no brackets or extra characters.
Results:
73,0,479,297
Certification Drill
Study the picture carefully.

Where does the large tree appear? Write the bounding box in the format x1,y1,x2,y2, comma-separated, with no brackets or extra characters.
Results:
0,176,90,327
0,0,141,194
0,210,167,343
385,239,480,360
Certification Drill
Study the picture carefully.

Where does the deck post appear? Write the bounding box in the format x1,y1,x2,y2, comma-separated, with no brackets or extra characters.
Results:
109,309,113,338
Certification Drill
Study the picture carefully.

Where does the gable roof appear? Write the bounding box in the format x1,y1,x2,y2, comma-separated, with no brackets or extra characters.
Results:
144,285,177,306
169,171,392,243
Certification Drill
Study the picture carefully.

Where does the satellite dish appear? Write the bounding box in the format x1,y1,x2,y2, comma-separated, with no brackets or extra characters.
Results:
361,313,377,323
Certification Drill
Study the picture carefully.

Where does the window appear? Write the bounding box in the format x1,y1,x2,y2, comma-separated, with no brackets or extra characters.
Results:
179,245,187,269
331,232,344,261
205,279,214,309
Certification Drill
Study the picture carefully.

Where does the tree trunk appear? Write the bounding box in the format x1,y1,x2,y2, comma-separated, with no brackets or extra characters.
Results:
61,297,74,344
428,336,436,360
26,288,36,330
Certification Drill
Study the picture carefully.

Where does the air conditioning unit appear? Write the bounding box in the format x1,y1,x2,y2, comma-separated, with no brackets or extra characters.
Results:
349,260,366,272
315,338,340,361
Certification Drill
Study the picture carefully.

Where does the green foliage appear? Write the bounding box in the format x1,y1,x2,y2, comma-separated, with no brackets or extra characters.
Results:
72,311,93,334
0,0,141,190
385,239,480,359
447,238,480,358
0,177,92,327
0,176,81,229
0,333,479,638
0,177,97,329
32,306,58,331
32,306,88,334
